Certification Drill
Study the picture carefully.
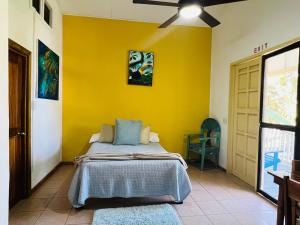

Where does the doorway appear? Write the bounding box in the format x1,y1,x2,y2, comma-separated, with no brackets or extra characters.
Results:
9,40,31,208
257,42,300,202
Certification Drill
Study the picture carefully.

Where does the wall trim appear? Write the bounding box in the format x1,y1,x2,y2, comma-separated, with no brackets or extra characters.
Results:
31,162,61,193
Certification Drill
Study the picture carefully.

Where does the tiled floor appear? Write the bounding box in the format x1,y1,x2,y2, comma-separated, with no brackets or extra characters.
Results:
9,165,277,225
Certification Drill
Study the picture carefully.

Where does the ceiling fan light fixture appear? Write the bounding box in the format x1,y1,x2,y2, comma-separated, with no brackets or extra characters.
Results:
179,5,202,19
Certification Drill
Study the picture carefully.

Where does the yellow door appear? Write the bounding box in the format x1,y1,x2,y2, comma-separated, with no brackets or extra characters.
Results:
231,57,261,187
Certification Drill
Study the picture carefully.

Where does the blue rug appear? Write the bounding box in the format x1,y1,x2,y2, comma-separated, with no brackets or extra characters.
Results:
92,204,182,225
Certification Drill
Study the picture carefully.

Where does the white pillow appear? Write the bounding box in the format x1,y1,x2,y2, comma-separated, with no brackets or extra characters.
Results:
140,126,150,144
149,132,159,143
89,133,101,143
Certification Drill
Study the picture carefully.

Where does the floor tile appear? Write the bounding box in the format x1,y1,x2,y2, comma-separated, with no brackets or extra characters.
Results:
40,179,63,190
47,197,72,210
227,187,259,199
183,195,194,203
207,214,241,225
9,211,42,225
190,181,206,191
196,201,227,215
35,221,67,225
31,188,57,199
232,212,271,225
55,185,70,197
257,211,277,225
181,215,213,225
218,199,250,213
66,209,94,224
175,202,204,217
35,209,69,225
190,189,214,202
11,198,50,212
67,224,91,225
204,186,233,201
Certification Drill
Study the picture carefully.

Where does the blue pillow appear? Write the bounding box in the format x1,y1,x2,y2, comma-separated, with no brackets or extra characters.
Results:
114,119,142,145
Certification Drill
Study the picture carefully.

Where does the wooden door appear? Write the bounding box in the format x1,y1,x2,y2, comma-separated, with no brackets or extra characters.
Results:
9,49,27,207
231,57,261,187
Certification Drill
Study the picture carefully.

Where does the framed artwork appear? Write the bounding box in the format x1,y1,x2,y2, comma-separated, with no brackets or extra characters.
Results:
38,40,59,100
128,50,154,86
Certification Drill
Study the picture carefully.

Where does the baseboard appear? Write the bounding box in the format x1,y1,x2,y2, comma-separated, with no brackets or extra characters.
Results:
218,165,227,172
30,161,74,194
188,160,227,172
61,161,74,165
31,162,62,194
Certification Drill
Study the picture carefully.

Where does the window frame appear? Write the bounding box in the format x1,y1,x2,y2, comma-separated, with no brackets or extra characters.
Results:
32,0,53,28
32,0,41,14
257,41,300,203
43,0,52,27
260,42,300,132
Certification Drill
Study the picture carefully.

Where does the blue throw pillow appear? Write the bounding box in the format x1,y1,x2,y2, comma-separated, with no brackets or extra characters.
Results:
114,119,142,145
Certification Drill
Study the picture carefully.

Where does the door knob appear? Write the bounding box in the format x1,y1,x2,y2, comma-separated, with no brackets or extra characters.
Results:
17,132,26,136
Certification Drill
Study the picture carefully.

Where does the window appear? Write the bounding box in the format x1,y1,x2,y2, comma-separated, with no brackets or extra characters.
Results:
262,48,299,126
258,42,300,202
32,0,40,13
44,2,52,27
32,0,53,28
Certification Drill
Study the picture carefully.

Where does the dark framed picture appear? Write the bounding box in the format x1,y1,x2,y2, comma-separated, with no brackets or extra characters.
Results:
38,40,59,100
128,50,154,86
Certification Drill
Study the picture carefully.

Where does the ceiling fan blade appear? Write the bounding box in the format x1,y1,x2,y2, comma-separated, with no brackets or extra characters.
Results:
199,10,220,27
198,0,247,7
159,13,179,28
133,0,179,7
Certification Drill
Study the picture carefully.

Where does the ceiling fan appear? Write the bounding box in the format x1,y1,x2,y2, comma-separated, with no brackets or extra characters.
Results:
132,0,247,28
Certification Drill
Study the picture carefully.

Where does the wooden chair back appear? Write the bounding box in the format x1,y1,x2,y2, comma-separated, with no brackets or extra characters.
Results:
292,160,300,181
284,176,300,225
200,118,221,148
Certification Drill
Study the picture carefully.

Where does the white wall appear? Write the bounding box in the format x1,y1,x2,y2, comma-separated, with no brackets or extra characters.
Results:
9,0,63,187
210,0,300,168
0,0,9,223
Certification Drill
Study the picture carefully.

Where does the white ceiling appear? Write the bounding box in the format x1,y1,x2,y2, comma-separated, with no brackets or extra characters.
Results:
57,0,225,27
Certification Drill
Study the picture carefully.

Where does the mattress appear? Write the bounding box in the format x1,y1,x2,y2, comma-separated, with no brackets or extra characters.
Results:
68,142,192,208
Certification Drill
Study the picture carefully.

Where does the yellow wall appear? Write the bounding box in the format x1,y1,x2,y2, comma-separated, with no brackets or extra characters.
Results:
63,15,212,161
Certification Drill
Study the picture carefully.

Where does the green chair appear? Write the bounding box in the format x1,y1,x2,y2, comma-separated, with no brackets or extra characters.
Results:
186,118,221,170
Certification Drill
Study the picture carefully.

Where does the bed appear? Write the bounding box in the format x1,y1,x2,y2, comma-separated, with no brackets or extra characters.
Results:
68,142,192,208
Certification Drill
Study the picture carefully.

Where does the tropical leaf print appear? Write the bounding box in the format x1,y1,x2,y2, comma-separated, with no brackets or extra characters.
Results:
128,50,154,86
38,40,60,100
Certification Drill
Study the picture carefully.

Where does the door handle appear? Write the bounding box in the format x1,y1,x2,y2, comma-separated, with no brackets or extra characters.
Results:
17,132,26,136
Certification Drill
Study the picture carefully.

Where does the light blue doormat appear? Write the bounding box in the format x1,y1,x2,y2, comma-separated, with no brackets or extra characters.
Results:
92,204,182,225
